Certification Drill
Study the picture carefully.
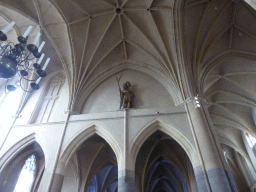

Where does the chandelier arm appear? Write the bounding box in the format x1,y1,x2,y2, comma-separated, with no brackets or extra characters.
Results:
16,52,33,70
19,78,33,93
19,85,33,92
21,76,38,81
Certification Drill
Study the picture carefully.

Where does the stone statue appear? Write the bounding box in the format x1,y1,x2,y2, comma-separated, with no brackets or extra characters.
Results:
119,81,135,109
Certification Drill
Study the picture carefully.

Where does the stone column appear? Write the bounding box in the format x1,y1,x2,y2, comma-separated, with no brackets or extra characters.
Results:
186,97,238,192
50,174,64,192
118,169,136,192
49,165,65,192
118,109,136,192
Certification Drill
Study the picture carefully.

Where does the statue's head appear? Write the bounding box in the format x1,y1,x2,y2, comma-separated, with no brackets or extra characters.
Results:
126,81,131,87
123,83,128,90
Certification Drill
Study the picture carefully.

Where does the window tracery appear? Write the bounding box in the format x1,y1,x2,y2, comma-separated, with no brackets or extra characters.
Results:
36,73,65,123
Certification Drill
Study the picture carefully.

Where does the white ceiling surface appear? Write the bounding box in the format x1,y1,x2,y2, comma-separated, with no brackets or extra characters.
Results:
185,0,256,165
0,0,256,167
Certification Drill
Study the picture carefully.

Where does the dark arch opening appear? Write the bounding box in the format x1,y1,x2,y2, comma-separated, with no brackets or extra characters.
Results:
135,131,197,192
86,163,118,192
61,134,118,192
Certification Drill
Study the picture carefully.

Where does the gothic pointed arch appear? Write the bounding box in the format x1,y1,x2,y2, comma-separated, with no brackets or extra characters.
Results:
0,133,36,171
135,130,197,192
61,131,118,192
130,119,199,168
0,140,45,192
59,124,122,168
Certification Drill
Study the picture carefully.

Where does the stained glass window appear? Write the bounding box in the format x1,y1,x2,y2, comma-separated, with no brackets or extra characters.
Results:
13,154,37,192
245,133,256,148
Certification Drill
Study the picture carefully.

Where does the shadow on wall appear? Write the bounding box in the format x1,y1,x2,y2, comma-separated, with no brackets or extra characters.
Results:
82,70,175,114
132,84,143,108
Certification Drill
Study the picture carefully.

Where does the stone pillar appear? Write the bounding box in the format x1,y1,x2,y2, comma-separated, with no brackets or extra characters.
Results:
50,173,64,192
118,169,136,192
118,109,136,192
186,97,238,192
49,164,65,192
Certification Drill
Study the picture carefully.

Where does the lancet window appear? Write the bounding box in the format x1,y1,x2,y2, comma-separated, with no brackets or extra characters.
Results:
36,73,65,123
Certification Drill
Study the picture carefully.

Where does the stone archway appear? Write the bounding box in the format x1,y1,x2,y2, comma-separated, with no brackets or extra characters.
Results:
61,134,118,192
0,140,45,192
135,130,198,192
130,120,199,168
59,124,122,168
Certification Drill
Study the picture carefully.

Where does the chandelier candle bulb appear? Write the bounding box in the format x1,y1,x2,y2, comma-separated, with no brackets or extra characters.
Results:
38,41,45,53
42,58,50,70
2,21,15,34
33,33,41,45
22,26,32,37
35,77,41,84
0,43,6,50
38,53,45,64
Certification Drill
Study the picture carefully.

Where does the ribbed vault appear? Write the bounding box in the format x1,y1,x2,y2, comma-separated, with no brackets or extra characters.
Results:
87,164,118,192
184,0,256,93
51,0,184,109
62,134,118,192
184,0,256,180
146,157,189,192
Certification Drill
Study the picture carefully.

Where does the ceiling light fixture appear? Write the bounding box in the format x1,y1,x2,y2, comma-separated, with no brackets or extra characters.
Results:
0,21,50,92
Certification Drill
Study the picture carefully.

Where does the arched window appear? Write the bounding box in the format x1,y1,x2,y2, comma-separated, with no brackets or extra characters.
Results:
13,154,37,192
245,133,256,148
0,87,22,128
0,142,45,192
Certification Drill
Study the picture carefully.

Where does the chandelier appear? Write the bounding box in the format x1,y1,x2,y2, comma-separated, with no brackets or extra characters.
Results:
0,21,50,92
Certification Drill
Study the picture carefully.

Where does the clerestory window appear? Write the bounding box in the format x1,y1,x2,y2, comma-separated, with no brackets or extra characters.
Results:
245,133,256,148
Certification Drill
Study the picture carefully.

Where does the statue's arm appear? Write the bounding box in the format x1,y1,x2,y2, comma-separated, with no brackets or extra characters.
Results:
120,90,124,99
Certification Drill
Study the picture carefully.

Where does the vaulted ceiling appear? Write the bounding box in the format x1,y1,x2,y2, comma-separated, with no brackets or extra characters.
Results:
184,0,256,166
0,0,256,183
